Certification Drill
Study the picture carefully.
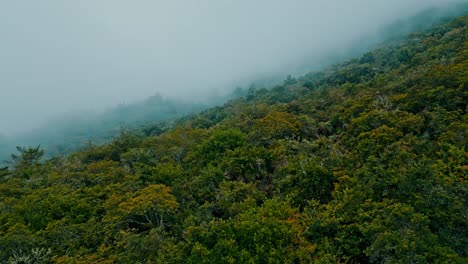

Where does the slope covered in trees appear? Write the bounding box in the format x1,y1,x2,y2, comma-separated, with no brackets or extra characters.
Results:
0,15,467,263
3,3,467,164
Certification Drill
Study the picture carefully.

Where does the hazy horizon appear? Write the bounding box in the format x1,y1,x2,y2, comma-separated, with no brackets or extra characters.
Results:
0,0,460,136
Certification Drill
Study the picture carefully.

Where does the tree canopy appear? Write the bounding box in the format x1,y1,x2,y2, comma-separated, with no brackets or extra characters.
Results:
0,15,467,263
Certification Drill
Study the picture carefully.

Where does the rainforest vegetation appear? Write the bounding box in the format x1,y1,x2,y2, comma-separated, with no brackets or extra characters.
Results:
0,15,467,263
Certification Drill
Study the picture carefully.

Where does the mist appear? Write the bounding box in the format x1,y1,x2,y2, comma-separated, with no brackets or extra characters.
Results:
1,0,463,137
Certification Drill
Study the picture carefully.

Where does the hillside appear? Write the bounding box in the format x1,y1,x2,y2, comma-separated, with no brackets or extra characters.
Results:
2,2,468,164
0,15,467,263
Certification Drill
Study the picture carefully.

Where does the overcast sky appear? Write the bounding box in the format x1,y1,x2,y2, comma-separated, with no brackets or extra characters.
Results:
0,0,458,136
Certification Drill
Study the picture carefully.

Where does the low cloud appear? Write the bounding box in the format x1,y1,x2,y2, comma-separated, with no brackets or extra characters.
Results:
0,0,459,135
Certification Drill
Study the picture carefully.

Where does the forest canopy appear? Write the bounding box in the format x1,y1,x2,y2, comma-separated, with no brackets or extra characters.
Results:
0,14,467,264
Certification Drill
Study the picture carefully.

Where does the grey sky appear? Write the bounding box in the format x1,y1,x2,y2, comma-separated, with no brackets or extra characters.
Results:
0,0,457,136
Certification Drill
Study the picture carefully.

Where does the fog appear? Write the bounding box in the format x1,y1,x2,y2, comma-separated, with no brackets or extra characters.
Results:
0,0,461,137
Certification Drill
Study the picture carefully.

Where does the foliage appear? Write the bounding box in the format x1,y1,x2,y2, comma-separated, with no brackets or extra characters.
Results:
0,15,467,263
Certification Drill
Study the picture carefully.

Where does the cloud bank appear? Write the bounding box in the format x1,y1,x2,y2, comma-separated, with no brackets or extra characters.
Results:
0,0,459,135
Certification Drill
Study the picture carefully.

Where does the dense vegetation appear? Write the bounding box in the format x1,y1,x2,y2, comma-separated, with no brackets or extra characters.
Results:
0,15,467,263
